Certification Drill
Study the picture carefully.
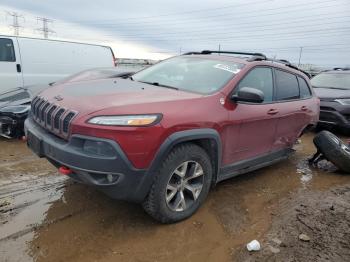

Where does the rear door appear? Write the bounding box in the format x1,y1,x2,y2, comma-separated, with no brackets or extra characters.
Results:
0,37,23,93
271,69,307,151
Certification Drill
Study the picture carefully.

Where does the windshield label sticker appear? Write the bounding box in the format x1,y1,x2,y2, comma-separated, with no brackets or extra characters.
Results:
214,64,241,74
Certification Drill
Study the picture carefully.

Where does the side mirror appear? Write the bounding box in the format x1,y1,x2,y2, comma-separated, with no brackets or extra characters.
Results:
231,87,264,103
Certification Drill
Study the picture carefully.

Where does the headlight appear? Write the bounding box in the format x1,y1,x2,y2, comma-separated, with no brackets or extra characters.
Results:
335,99,350,105
87,114,161,126
0,105,31,114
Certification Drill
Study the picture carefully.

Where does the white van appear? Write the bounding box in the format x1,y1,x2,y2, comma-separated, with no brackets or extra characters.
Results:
0,35,116,93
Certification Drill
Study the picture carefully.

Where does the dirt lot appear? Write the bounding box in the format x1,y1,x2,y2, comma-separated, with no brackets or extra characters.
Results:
0,132,350,262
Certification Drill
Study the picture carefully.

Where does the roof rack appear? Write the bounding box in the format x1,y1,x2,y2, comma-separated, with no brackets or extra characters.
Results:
264,58,311,77
333,67,350,71
183,50,267,59
183,50,310,77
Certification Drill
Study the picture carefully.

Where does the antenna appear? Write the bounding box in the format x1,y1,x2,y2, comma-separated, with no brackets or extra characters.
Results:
6,11,24,36
36,17,55,39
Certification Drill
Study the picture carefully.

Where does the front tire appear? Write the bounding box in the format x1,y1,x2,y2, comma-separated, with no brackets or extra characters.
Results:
143,143,213,223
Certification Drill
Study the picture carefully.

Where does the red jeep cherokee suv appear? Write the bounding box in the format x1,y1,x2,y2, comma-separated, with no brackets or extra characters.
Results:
25,51,319,223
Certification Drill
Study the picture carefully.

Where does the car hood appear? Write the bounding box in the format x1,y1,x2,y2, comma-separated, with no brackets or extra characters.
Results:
0,88,32,110
39,78,203,114
313,87,350,100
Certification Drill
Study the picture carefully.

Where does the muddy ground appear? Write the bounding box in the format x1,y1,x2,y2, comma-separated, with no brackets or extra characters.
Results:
0,132,349,262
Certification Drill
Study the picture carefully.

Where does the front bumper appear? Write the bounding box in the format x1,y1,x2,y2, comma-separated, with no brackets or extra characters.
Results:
24,117,150,202
319,101,350,129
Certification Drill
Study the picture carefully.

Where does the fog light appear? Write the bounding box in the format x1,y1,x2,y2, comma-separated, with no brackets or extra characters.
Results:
107,174,113,182
83,140,116,157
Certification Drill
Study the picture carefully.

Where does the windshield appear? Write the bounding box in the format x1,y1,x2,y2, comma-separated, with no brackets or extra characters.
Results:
132,56,244,94
311,73,350,89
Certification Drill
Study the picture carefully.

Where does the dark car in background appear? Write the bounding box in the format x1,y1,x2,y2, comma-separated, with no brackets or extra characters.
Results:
311,68,350,131
0,68,135,138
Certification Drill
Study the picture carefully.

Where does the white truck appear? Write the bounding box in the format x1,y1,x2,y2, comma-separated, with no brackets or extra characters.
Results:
0,35,116,93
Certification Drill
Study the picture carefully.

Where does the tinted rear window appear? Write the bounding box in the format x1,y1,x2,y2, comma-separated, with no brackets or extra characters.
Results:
0,38,16,62
298,77,312,98
275,69,299,101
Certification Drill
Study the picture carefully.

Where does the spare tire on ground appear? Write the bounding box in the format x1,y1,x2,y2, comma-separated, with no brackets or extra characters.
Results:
313,131,350,173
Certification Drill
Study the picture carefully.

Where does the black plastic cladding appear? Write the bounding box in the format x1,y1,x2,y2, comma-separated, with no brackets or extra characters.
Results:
31,96,77,138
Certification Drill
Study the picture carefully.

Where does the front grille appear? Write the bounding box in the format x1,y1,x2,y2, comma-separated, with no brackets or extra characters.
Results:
319,111,340,123
343,114,350,122
320,106,336,111
31,96,77,138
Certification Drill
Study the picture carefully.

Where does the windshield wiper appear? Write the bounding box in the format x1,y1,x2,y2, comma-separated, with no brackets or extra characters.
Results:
138,81,179,90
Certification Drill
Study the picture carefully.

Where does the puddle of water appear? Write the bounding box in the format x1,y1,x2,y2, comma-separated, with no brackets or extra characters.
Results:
0,175,67,261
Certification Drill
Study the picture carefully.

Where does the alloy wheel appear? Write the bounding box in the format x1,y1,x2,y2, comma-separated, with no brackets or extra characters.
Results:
165,161,204,212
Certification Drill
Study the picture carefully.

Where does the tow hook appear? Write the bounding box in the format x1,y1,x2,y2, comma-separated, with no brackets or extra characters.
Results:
59,166,72,175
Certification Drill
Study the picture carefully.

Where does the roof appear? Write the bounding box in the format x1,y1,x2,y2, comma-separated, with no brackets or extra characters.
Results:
0,34,112,49
182,50,310,77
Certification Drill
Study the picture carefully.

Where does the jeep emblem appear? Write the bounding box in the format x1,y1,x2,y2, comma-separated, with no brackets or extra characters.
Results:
54,95,63,101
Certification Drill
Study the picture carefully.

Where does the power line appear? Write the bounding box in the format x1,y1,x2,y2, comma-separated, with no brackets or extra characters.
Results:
87,27,350,42
72,0,342,27
104,19,350,40
6,11,24,36
99,15,350,38
70,0,274,23
36,17,55,39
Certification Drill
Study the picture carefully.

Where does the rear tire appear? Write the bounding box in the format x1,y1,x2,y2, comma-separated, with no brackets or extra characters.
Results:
142,143,213,223
313,130,350,173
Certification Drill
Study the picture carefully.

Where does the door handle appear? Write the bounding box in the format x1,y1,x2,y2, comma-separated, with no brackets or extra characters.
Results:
267,109,279,115
16,64,21,73
301,106,308,111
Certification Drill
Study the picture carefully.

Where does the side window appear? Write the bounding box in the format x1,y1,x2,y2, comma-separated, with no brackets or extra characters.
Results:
298,76,312,98
275,69,299,101
0,38,16,62
237,67,273,103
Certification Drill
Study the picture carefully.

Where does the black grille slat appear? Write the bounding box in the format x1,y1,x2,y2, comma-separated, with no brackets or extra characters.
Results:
54,109,65,130
62,112,75,133
46,105,57,126
40,102,50,122
32,98,40,117
31,97,39,115
35,99,45,119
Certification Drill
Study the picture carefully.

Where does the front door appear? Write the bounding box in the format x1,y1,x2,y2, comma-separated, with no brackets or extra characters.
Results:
224,67,279,164
0,37,23,93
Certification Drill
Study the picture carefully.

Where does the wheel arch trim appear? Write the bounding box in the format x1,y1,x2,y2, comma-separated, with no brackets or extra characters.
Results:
136,128,222,201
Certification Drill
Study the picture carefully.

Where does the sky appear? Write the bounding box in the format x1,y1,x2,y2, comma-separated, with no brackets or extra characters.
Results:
0,0,349,67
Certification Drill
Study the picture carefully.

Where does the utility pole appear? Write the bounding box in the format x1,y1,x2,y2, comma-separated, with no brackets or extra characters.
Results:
6,11,24,36
36,17,55,39
298,47,303,66
218,44,221,54
179,46,182,55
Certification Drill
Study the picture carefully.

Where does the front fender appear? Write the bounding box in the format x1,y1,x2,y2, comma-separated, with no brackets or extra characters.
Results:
134,128,222,202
